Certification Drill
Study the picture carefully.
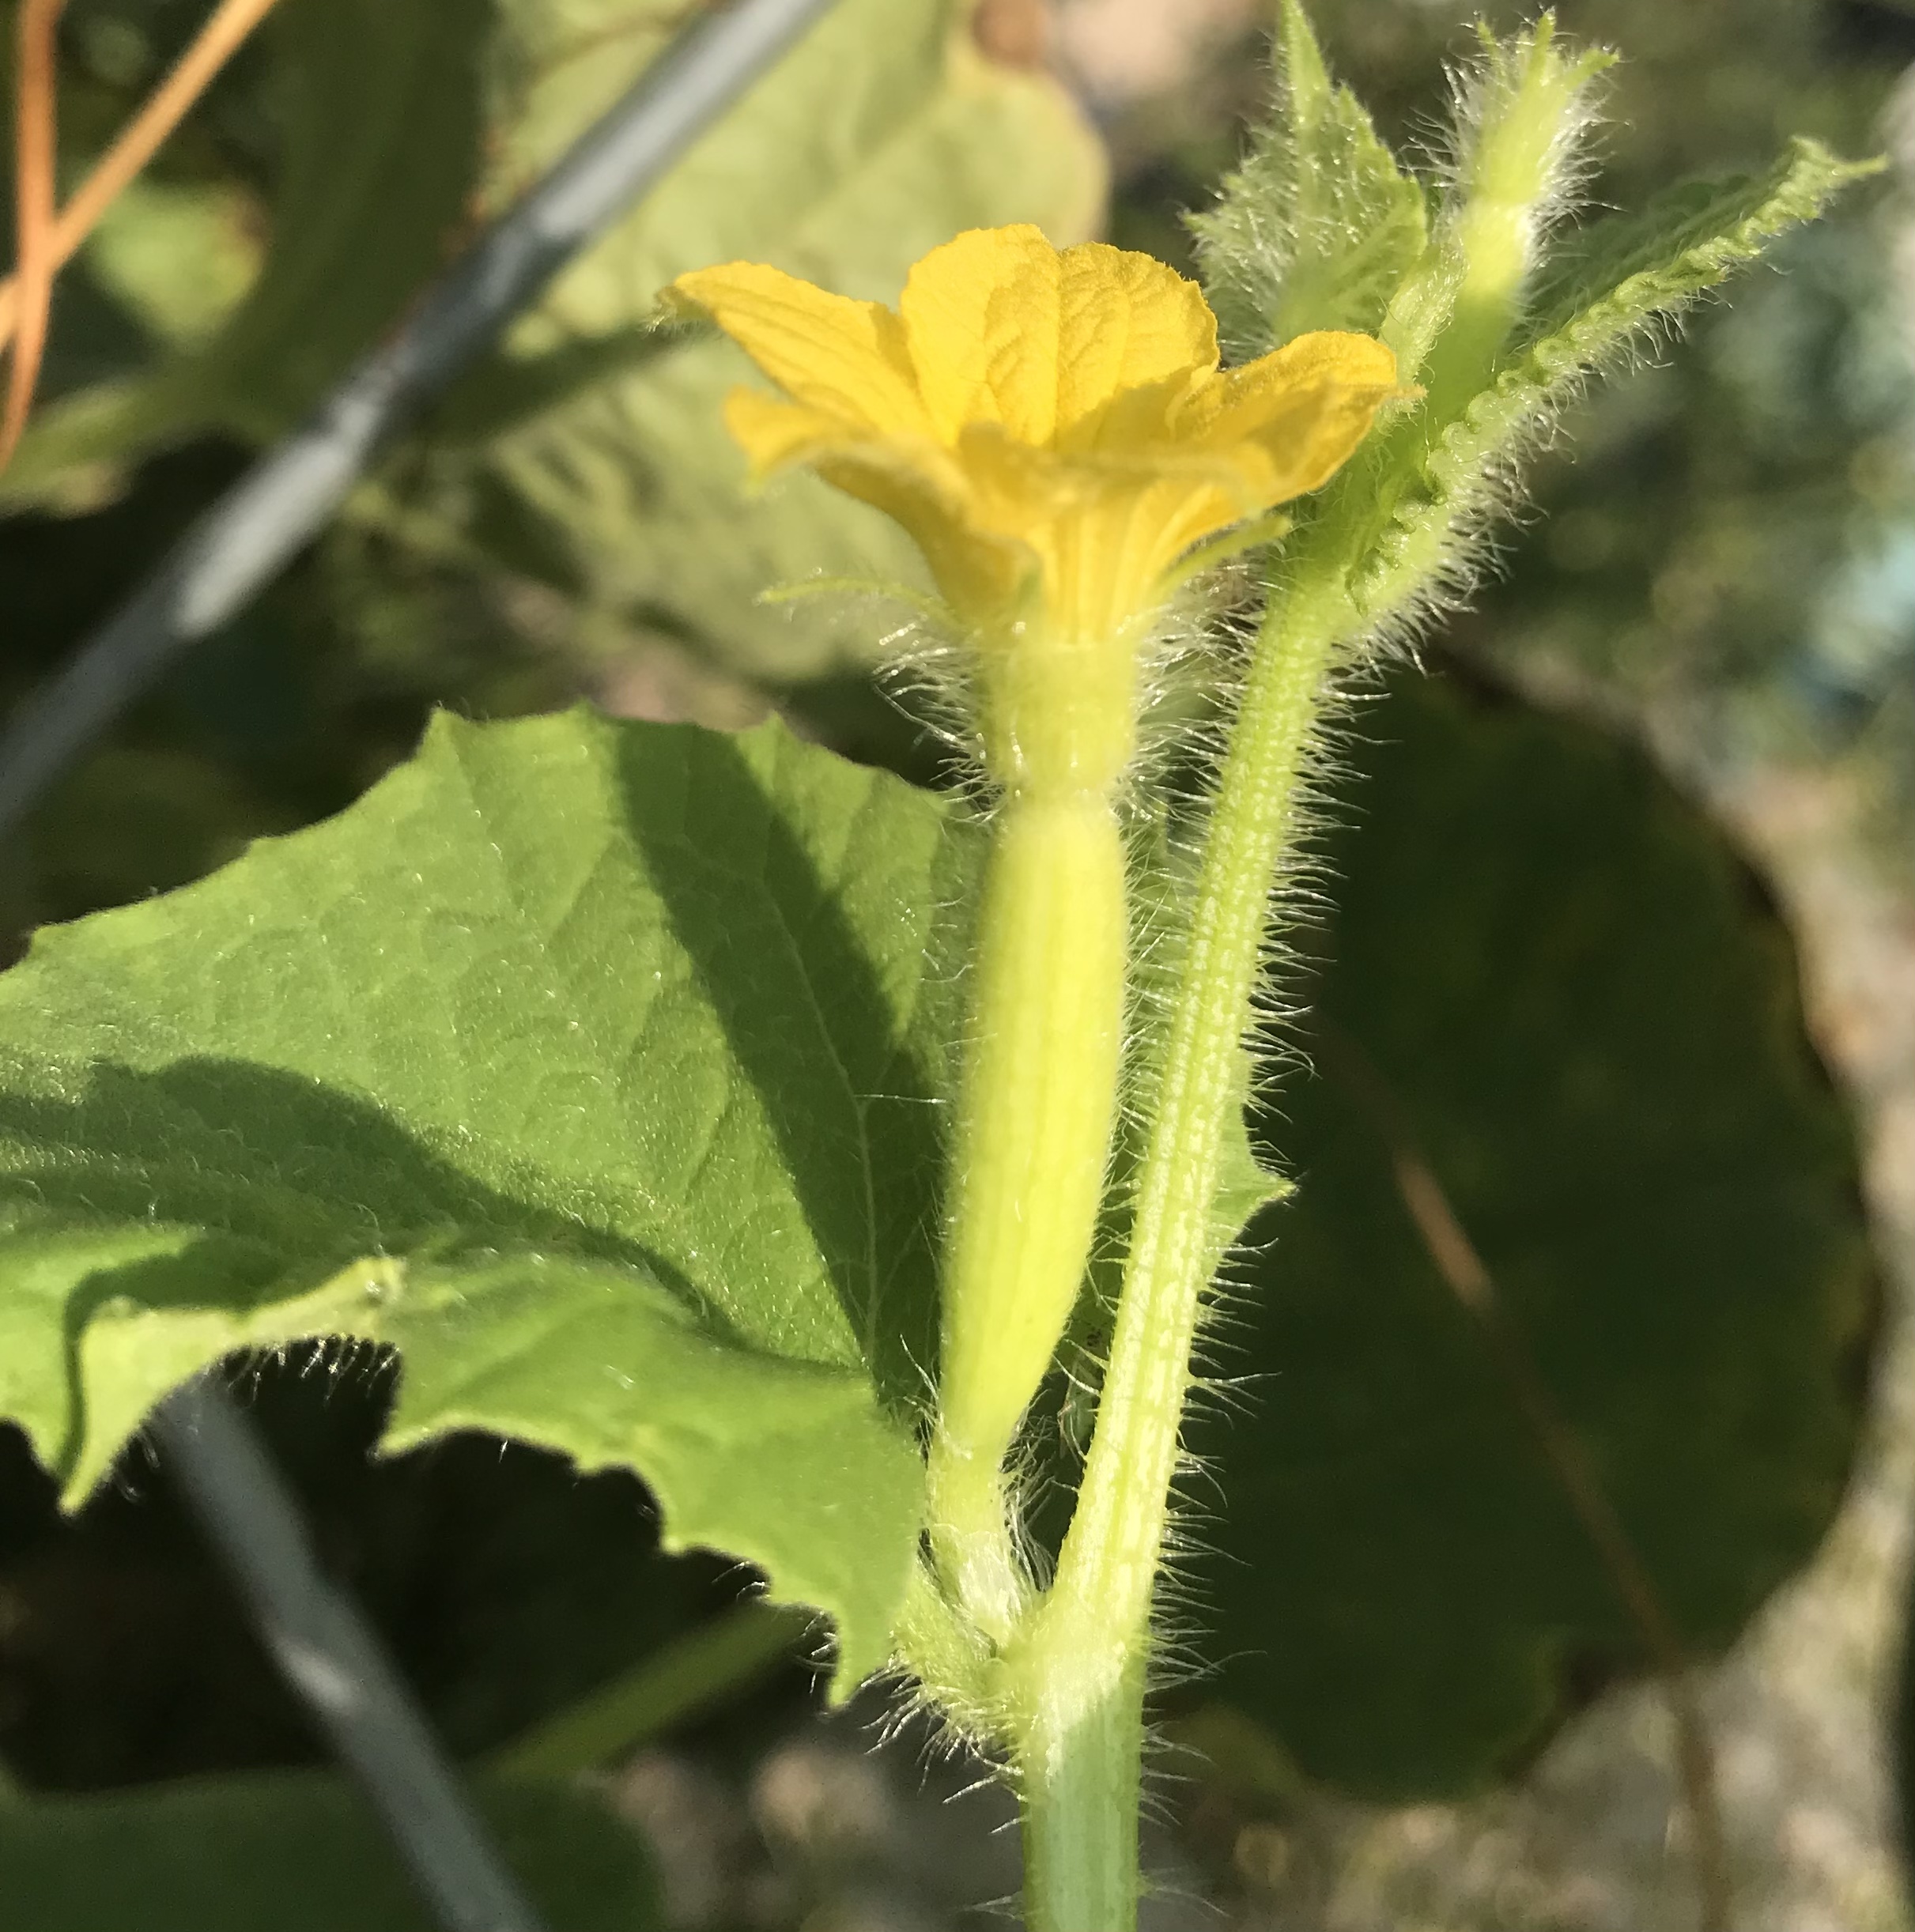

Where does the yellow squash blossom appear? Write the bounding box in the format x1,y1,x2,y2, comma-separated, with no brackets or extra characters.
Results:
672,228,1396,1642
670,225,1398,794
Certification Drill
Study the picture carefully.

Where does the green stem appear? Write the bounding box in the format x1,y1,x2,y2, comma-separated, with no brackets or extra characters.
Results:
1014,1654,1144,1932
1008,567,1350,1932
494,1602,807,1779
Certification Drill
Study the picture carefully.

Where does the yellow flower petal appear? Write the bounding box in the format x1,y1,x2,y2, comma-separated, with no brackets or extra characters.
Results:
1028,475,1241,642
1181,330,1403,503
899,225,1217,447
814,442,1030,621
957,427,1274,638
721,388,970,504
1048,243,1218,438
670,262,931,440
680,233,1399,673
721,390,855,481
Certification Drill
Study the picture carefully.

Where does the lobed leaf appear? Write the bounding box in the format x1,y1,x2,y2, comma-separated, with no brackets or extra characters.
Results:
0,709,983,1689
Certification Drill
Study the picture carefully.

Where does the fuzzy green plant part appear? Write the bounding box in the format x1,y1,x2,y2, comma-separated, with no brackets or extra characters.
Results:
293,6,1894,1922
903,11,1875,1929
665,226,1403,1665
675,5,1873,1909
1009,13,1868,1926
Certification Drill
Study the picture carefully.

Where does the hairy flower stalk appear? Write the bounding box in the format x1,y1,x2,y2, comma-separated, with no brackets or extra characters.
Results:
672,228,1396,1649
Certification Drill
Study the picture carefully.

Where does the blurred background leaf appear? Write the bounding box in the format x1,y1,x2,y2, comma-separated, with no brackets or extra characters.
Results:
0,710,965,1687
0,1766,662,1930
1186,672,1870,1796
396,0,1106,685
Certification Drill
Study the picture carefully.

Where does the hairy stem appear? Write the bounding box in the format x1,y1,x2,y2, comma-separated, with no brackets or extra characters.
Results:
1007,564,1351,1932
1012,1649,1144,1932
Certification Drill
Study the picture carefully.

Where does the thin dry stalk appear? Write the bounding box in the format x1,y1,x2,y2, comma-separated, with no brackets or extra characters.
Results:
0,0,66,474
0,0,285,474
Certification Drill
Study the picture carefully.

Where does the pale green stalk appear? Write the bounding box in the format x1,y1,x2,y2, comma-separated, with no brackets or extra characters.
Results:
926,622,1139,1644
1005,563,1352,1932
927,784,1127,1643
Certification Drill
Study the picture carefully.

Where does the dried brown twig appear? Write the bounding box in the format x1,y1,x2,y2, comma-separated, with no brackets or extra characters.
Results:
1,0,66,474
0,0,284,474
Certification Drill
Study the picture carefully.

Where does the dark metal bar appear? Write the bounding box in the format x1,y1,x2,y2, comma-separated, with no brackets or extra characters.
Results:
151,1380,549,1932
0,0,841,837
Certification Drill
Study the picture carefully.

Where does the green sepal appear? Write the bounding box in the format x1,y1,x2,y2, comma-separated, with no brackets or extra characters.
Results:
1189,0,1427,357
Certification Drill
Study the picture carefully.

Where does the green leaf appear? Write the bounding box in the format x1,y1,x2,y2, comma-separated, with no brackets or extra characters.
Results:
422,0,1106,681
0,709,981,1689
0,1771,659,1931
1189,0,1427,358
6,0,493,499
81,177,263,353
1194,674,1869,1796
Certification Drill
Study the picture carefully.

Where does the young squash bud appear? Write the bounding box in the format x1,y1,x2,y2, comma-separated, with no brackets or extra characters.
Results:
1418,17,1613,425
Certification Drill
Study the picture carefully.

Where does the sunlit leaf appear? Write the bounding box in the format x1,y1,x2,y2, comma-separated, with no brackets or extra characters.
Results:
0,709,981,1689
